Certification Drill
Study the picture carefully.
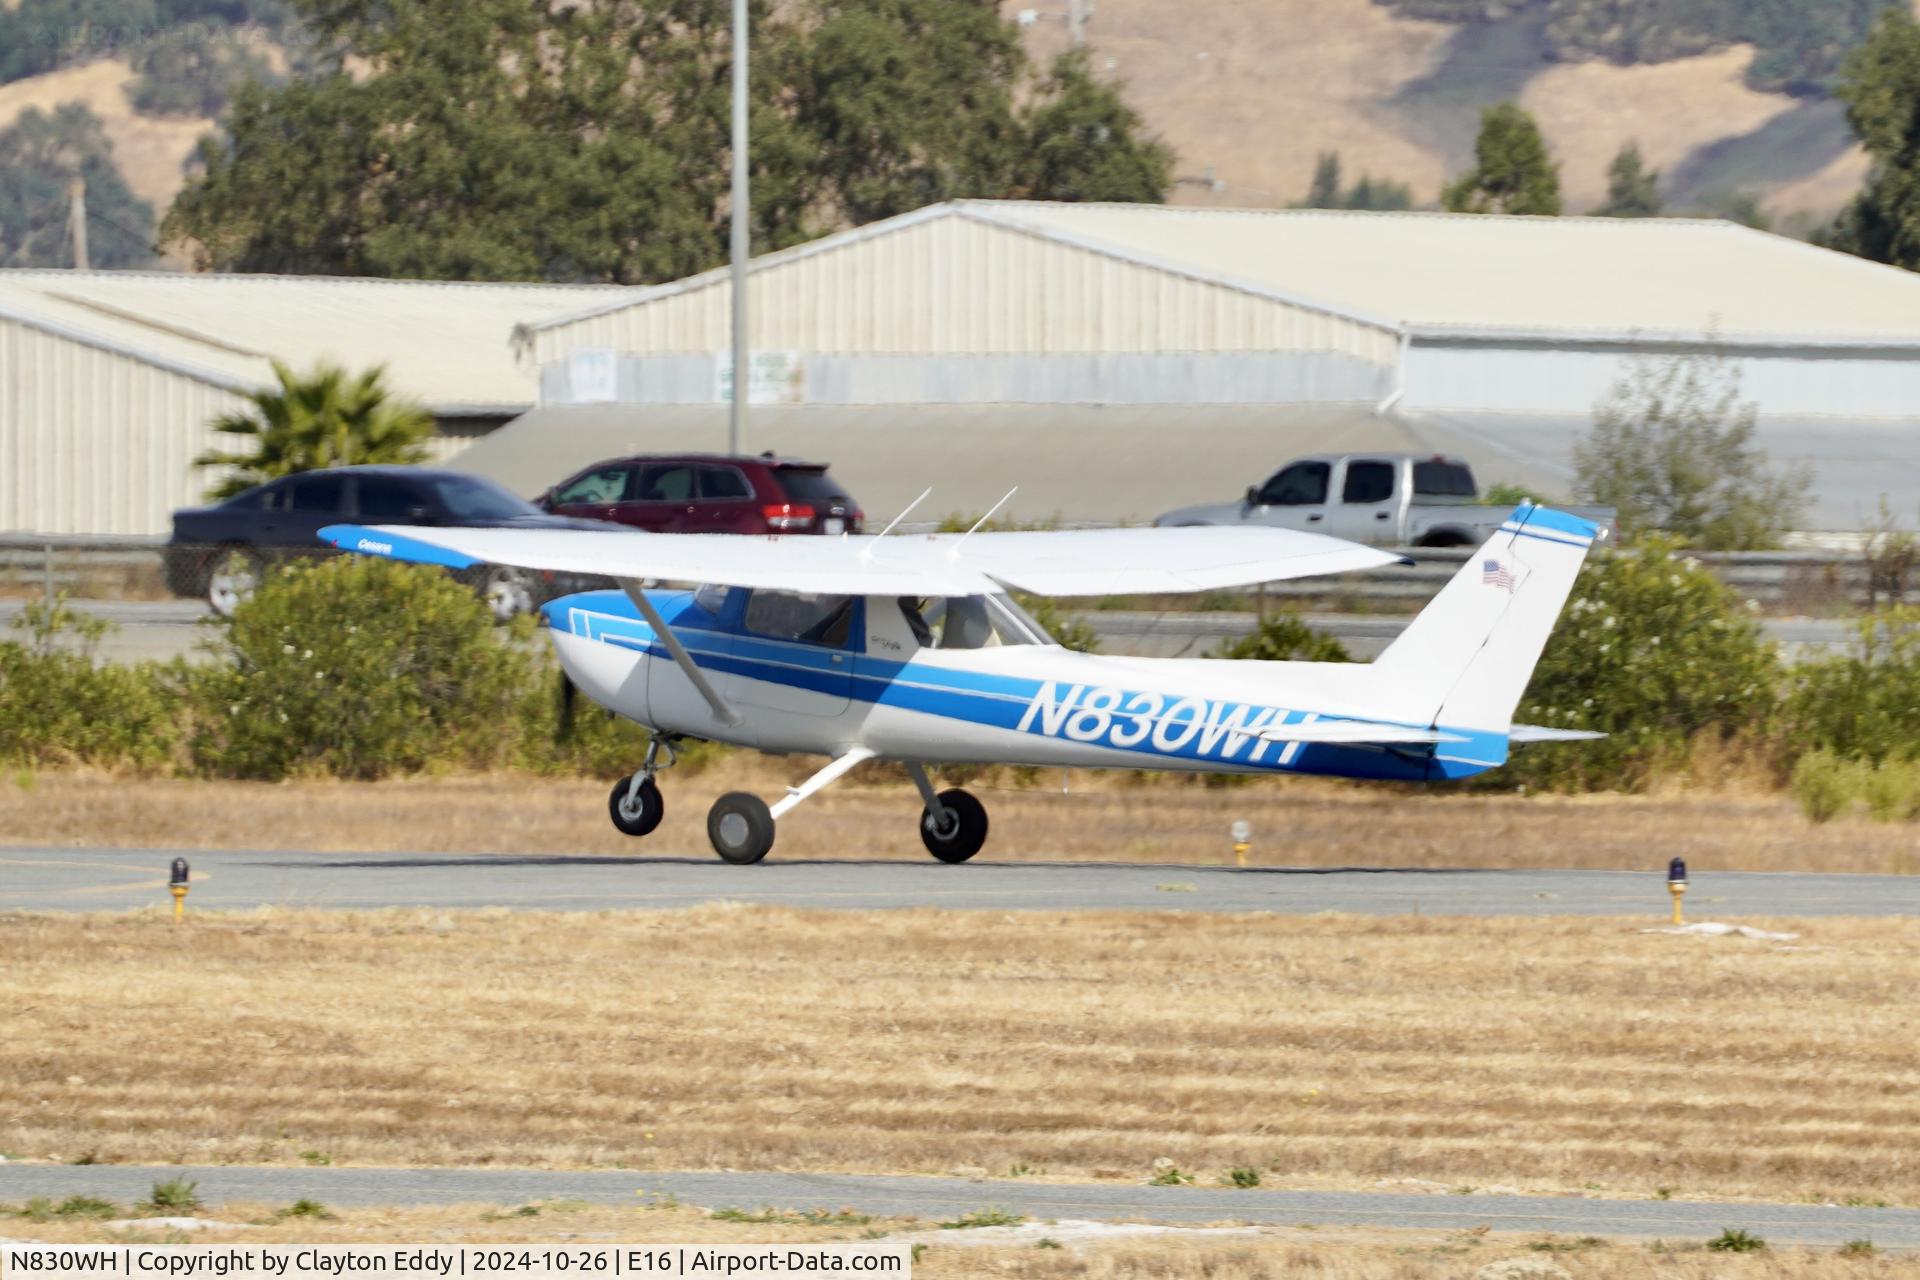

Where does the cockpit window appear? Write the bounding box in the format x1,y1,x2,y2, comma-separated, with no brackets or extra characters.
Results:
744,590,855,648
898,594,1054,649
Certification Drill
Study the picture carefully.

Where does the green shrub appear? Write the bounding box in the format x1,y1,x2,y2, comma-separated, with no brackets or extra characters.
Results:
137,1177,201,1215
1021,595,1099,654
1504,538,1780,791
1784,607,1920,765
1209,612,1350,662
938,1207,1023,1229
1793,749,1861,823
1221,1166,1262,1188
1707,1227,1766,1253
188,557,536,780
1861,760,1919,823
0,596,182,771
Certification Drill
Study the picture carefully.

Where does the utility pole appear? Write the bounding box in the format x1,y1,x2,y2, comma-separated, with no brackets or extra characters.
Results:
67,175,89,271
1067,0,1088,48
728,0,749,455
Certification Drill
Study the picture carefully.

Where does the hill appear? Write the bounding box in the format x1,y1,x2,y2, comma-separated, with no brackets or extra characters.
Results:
0,0,1911,270
1005,0,1911,224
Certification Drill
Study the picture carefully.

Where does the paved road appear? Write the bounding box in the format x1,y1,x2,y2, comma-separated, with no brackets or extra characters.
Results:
0,599,1857,665
0,1165,1911,1247
5,847,1916,915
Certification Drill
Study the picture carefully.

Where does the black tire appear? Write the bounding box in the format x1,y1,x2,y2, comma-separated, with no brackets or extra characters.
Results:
920,788,988,863
707,791,775,865
608,775,664,837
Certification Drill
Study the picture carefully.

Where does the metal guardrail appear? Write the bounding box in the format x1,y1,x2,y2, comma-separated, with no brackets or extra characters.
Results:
0,532,1891,612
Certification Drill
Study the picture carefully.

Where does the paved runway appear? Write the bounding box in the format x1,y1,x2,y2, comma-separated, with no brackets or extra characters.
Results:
4,846,1916,914
0,1165,1912,1247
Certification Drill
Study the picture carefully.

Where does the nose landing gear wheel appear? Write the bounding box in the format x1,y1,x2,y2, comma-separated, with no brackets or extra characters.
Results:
708,792,776,864
608,775,665,837
920,788,988,863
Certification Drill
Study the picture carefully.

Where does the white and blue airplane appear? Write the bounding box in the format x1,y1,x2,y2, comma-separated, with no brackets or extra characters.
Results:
320,503,1602,865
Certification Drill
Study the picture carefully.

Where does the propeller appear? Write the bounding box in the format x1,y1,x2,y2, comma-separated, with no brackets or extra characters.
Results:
556,669,577,743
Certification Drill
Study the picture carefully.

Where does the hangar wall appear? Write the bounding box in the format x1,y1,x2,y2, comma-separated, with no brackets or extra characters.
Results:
1,314,247,536
1404,338,1920,418
541,350,1394,406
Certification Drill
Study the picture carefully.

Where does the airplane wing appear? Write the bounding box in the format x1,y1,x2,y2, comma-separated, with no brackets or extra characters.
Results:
1255,721,1471,746
1508,725,1607,743
316,524,1403,597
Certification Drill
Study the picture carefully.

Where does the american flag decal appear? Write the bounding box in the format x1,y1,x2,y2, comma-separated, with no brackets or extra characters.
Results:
1482,559,1517,592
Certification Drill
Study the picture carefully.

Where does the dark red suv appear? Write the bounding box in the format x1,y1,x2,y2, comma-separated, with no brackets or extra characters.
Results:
537,453,864,535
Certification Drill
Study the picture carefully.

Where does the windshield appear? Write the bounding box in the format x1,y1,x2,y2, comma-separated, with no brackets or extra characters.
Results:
422,475,545,520
900,594,1055,649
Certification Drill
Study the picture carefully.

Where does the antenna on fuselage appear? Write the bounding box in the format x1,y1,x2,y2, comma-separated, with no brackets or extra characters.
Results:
949,487,1018,558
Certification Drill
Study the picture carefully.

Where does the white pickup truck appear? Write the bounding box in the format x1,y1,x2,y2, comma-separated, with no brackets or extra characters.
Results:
1153,452,1612,548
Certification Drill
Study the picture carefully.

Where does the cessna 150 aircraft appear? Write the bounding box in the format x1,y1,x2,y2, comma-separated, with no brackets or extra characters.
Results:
321,503,1601,865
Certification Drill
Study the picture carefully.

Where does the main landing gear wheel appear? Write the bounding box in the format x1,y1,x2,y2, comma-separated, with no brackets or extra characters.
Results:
920,788,988,863
708,792,776,865
608,775,664,837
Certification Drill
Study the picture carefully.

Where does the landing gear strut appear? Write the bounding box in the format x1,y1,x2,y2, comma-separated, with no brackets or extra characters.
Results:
608,737,674,837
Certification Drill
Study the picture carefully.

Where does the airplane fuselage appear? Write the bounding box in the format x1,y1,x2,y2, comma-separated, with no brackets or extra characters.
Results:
543,587,1504,783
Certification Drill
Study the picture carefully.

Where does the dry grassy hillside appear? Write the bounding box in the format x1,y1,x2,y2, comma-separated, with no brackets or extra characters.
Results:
0,58,215,215
1005,0,1881,222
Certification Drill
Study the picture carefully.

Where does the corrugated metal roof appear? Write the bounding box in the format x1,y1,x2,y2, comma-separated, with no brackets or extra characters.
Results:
965,202,1920,343
0,270,638,411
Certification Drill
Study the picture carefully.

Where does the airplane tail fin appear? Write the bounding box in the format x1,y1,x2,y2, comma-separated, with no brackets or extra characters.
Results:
1366,505,1602,741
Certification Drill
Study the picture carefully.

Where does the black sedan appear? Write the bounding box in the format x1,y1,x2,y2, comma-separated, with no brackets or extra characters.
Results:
165,466,617,619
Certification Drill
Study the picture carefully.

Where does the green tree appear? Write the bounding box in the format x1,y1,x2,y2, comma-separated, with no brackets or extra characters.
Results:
1304,151,1342,208
1574,347,1810,550
1009,49,1173,203
162,0,1171,282
1504,538,1780,791
129,25,276,117
1822,7,1920,270
194,361,435,499
1593,141,1661,217
0,104,155,268
1442,102,1561,216
1296,150,1413,211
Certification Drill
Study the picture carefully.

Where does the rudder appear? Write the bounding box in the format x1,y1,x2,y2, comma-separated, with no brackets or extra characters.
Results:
1367,505,1601,736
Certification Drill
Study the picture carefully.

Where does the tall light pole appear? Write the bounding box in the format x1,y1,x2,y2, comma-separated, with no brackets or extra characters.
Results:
729,0,749,455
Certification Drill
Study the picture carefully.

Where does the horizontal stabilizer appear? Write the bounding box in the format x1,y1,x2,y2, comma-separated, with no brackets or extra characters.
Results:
1256,721,1470,746
1509,725,1607,743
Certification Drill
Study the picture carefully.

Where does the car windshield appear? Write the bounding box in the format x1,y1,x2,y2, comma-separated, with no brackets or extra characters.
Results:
421,475,544,520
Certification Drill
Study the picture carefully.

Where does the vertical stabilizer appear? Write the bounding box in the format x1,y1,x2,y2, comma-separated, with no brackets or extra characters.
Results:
1367,506,1601,734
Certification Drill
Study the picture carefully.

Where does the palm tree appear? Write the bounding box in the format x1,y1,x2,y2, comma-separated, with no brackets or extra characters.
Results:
195,360,436,499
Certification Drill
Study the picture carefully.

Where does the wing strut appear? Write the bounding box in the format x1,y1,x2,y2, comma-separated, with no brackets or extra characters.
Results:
619,579,741,726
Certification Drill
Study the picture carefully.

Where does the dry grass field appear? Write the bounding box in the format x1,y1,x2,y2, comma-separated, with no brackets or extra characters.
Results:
1,1203,1908,1278
3,908,1916,1208
3,764,1915,874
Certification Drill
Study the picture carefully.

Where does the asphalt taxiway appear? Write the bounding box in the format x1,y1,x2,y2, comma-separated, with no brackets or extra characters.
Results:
0,1165,1913,1247
4,846,1915,915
